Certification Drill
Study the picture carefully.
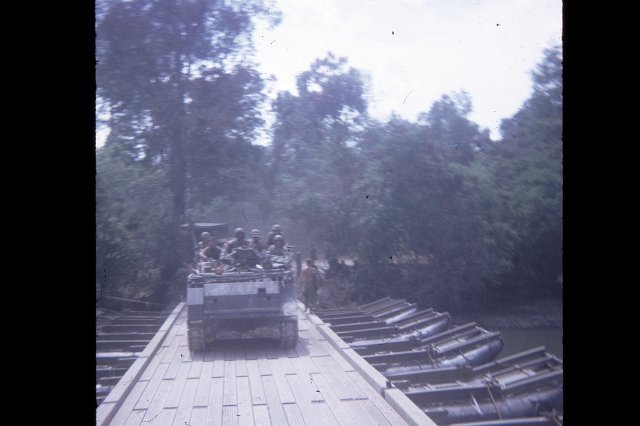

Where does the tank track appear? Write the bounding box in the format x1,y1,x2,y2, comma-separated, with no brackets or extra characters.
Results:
187,321,206,353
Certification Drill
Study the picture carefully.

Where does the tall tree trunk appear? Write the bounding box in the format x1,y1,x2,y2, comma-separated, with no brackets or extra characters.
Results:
163,23,190,287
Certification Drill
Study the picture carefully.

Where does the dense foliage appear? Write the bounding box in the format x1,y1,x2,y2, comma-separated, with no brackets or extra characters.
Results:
96,1,561,313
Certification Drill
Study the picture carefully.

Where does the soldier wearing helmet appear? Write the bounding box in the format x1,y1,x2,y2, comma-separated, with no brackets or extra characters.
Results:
225,227,250,254
249,229,265,253
266,224,285,246
267,234,287,256
199,236,221,261
197,231,212,249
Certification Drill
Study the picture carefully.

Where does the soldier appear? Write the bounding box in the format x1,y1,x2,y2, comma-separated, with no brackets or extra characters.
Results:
198,231,211,250
248,229,266,265
224,228,260,269
300,259,320,312
267,234,286,256
199,237,221,261
249,229,265,252
225,228,250,254
266,224,285,246
195,231,210,261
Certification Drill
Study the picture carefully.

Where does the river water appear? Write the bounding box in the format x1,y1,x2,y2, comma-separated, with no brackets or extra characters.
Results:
494,327,563,359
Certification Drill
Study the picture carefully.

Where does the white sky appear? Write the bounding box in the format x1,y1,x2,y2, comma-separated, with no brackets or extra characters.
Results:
252,0,562,140
96,0,562,147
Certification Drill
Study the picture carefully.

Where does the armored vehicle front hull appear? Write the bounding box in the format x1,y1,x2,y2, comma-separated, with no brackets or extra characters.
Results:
186,270,298,352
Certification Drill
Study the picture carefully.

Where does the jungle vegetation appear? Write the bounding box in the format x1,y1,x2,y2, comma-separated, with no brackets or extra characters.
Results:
96,0,562,313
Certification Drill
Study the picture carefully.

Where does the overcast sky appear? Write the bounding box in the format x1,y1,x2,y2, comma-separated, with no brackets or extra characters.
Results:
252,0,562,140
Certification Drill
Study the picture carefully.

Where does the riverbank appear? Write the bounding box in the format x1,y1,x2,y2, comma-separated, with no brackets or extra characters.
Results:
312,257,563,329
452,297,563,329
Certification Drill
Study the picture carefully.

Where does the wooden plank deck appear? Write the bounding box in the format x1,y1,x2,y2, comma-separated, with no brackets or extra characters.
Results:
102,305,420,426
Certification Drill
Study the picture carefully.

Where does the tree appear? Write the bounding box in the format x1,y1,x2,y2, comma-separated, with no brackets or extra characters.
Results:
97,0,276,280
185,66,267,207
96,143,171,304
267,54,368,251
418,91,491,165
351,111,495,310
481,45,563,300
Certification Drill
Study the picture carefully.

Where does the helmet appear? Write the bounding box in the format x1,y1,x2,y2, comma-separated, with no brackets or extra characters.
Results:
200,231,211,240
251,229,261,237
272,224,282,232
234,227,246,237
274,235,284,242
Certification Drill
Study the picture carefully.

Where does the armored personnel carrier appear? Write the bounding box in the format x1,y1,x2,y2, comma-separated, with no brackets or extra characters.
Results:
182,223,298,352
